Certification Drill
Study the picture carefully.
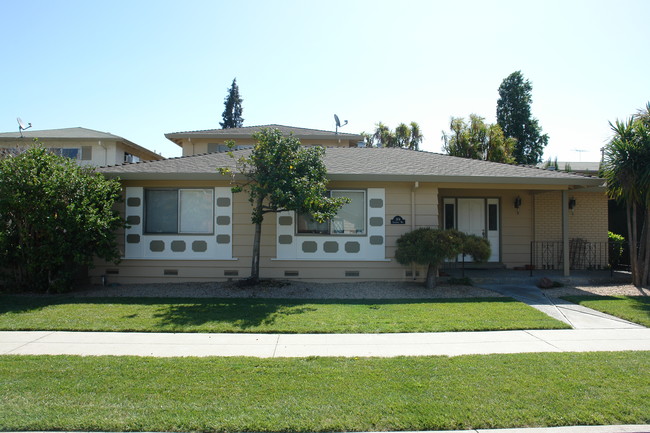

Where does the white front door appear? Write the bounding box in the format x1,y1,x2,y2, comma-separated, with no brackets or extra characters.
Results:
457,199,485,238
445,198,500,263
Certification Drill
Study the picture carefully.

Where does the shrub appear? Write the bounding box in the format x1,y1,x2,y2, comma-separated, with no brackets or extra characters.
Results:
0,144,124,292
396,228,490,289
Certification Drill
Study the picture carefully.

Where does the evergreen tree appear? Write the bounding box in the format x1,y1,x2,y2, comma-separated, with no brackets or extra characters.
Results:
496,71,548,164
220,78,244,129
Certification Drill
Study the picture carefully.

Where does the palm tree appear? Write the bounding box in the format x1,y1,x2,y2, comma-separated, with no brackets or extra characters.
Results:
373,122,394,147
409,122,423,150
601,103,650,287
394,123,411,148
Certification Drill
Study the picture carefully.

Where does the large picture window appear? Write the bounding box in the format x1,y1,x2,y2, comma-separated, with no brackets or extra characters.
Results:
297,190,366,235
145,188,214,234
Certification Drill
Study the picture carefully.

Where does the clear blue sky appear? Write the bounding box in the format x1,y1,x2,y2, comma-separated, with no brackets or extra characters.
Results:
2,0,649,161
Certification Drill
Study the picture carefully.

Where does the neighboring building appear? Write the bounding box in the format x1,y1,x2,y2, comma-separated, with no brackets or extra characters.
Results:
0,127,163,166
95,129,607,284
165,124,365,156
538,161,601,176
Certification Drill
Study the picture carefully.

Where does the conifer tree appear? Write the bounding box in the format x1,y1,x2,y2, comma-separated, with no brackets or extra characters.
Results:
220,78,244,129
496,71,548,164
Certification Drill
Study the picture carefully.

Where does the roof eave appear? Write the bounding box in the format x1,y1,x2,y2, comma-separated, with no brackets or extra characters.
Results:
327,173,605,187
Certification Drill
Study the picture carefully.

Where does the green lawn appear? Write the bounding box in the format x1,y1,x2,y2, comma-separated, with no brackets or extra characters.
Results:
0,352,648,432
0,295,569,333
561,295,650,327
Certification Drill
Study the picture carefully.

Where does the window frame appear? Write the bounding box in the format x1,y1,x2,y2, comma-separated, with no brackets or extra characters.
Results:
295,189,367,236
144,188,214,235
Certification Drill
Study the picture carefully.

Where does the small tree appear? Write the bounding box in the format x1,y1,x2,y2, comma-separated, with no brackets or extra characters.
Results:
219,128,347,284
395,228,490,289
0,144,124,292
220,78,244,129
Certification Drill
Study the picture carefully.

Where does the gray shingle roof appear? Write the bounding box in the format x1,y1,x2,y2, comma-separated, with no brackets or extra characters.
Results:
0,127,124,140
165,124,364,144
99,147,603,187
0,127,162,160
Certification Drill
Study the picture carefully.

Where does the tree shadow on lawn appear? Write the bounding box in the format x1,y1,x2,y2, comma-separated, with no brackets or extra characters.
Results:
0,295,520,331
151,301,320,330
150,297,514,331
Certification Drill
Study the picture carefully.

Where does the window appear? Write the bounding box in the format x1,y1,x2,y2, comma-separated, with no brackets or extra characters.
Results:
49,148,81,159
124,152,140,163
145,189,214,234
297,190,366,235
444,202,455,229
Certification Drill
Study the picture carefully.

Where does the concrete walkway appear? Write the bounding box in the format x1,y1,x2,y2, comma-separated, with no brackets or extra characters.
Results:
481,284,644,329
2,328,649,357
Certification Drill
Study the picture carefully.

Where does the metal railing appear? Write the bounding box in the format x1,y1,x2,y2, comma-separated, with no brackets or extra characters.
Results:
530,240,626,275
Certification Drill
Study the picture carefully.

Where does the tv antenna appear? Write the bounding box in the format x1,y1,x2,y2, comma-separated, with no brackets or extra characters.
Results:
17,117,32,138
334,114,348,134
572,149,587,161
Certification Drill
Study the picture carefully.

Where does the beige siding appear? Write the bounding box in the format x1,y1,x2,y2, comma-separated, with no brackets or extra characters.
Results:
0,138,159,166
91,179,608,284
179,137,361,156
91,180,440,284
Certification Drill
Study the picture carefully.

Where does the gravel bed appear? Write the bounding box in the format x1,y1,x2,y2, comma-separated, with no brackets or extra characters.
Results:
73,280,503,299
543,284,650,297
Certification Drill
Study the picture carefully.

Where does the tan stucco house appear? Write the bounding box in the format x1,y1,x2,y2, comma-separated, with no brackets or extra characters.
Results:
0,127,163,166
95,125,607,284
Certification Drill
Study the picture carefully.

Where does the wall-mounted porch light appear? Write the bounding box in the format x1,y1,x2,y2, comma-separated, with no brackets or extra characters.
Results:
514,196,522,214
568,197,576,214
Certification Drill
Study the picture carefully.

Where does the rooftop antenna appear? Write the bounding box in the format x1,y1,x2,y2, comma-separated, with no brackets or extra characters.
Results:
334,114,348,135
572,149,587,162
17,117,32,138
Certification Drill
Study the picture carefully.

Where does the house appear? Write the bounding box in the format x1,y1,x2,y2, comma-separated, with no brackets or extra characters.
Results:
165,124,365,156
0,127,163,165
93,125,607,284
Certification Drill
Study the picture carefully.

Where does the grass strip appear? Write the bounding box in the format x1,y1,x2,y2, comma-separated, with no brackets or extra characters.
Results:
561,295,650,327
0,295,569,333
0,352,648,431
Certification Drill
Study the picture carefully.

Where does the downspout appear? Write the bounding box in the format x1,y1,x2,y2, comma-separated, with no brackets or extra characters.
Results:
99,140,107,166
411,181,419,279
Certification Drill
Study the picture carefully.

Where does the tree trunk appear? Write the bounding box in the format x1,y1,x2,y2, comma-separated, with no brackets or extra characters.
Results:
249,198,264,284
628,202,640,287
425,263,437,289
641,208,650,287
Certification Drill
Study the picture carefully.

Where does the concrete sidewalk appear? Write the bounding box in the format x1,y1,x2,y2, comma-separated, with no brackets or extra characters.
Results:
2,328,649,357
481,284,644,329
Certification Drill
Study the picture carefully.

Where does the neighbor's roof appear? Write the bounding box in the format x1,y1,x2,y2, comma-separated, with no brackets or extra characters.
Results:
165,124,364,146
0,127,163,160
99,147,604,187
